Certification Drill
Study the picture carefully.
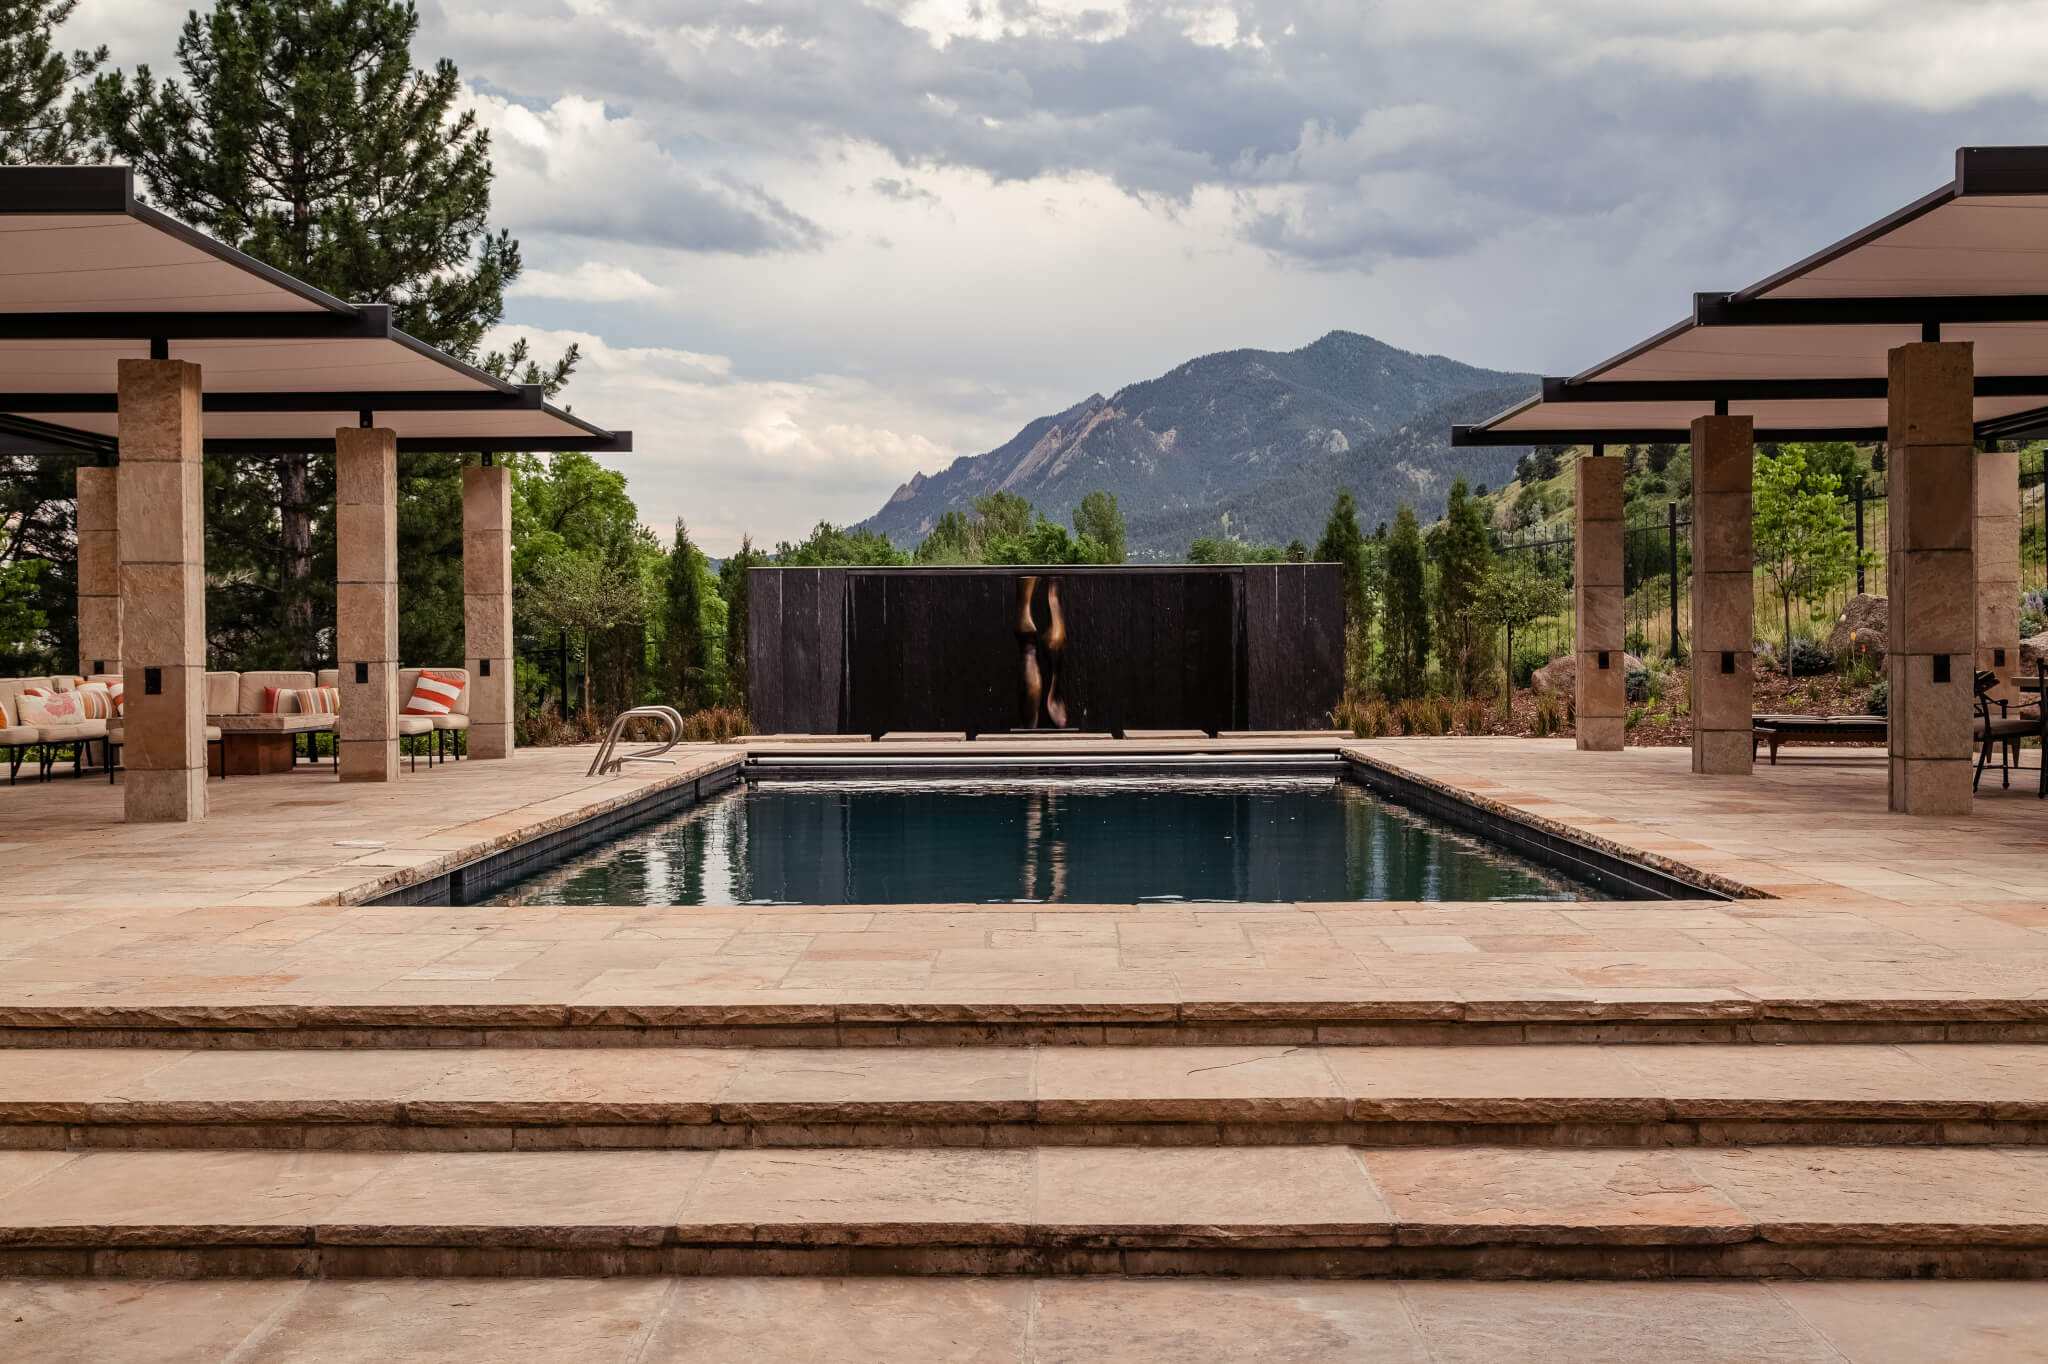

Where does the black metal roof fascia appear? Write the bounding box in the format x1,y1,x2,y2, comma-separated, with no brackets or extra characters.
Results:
0,412,116,456
0,308,392,340
1451,423,1888,447
204,431,633,455
0,387,546,413
1540,375,2048,403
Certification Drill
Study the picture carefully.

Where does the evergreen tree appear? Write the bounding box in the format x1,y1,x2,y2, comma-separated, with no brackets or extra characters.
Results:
665,520,709,711
1381,505,1429,699
1431,477,1494,697
89,0,571,672
1313,490,1372,694
718,536,767,711
0,0,102,164
1071,490,1127,564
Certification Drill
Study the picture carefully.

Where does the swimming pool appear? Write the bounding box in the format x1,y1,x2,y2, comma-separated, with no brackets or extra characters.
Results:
486,775,1600,906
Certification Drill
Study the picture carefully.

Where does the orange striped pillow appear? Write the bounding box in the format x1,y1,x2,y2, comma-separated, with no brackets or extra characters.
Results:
402,670,466,716
72,682,113,719
291,686,341,715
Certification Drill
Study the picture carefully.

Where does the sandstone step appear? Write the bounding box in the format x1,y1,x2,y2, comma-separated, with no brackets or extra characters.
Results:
2,1044,2042,1151
5,993,2045,1047
0,1144,2044,1278
6,1275,2046,1360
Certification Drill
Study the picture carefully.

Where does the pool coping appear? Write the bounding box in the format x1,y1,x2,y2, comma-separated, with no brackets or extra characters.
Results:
365,760,745,907
1341,748,1760,902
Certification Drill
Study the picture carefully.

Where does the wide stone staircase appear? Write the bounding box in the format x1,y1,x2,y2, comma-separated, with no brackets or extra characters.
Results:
0,1004,2044,1284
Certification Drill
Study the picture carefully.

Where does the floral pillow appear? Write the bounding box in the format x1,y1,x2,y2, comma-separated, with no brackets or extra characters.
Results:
17,690,82,726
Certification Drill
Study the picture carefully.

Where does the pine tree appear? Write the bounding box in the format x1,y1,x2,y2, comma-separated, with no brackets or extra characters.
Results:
89,0,571,672
665,520,708,711
1431,477,1494,697
1312,490,1372,694
1071,490,1127,565
0,0,102,164
718,536,768,711
1381,505,1429,699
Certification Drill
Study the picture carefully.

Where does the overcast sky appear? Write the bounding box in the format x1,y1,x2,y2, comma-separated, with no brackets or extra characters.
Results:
72,0,2048,552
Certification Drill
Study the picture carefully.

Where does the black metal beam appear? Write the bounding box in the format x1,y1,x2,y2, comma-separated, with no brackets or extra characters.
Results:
203,432,633,455
0,306,392,340
1451,424,1889,447
0,387,544,414
1694,292,2048,327
1540,375,2048,403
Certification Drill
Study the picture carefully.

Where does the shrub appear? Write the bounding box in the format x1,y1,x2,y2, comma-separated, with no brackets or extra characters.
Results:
1431,696,1456,734
1625,704,1646,730
1457,699,1490,735
1332,696,1392,739
1399,697,1450,736
1512,641,1551,689
1867,679,1888,716
680,707,750,742
1625,661,1651,702
1531,691,1563,738
1787,637,1831,678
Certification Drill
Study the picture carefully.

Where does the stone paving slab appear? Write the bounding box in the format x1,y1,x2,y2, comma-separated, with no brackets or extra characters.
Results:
5,1277,2044,1362
0,744,743,910
0,1145,2044,1271
2,1045,2043,1145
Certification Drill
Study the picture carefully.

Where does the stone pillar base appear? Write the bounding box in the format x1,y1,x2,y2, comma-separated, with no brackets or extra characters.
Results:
1689,415,1754,777
1574,454,1625,752
124,767,207,821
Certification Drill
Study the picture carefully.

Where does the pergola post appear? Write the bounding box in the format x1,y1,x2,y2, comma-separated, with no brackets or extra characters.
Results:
1975,440,2020,705
1574,452,1625,750
463,462,515,759
1689,414,1754,775
116,358,207,822
74,464,120,676
1887,341,1977,815
336,426,400,782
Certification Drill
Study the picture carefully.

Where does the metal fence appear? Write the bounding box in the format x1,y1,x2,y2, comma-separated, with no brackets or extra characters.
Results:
1492,447,2048,670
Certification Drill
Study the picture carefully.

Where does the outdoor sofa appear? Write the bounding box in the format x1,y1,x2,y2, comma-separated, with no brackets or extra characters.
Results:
0,673,223,784
317,667,472,768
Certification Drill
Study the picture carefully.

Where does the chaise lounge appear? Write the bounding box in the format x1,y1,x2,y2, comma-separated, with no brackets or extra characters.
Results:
1750,713,1889,764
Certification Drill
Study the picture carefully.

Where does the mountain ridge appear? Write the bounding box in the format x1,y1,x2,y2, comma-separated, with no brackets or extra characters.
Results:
860,330,1537,554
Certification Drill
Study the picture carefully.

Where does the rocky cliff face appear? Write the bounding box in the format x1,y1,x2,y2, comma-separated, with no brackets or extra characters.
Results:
861,331,1535,553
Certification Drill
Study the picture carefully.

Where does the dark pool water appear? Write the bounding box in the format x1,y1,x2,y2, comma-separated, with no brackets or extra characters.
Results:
489,777,1595,906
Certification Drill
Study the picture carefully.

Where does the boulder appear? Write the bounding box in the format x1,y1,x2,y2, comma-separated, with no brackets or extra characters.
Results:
1530,652,1645,696
2023,631,2048,675
1826,593,1888,658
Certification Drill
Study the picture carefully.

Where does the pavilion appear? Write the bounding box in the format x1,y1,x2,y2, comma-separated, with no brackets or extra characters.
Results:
1455,145,2048,816
0,165,631,823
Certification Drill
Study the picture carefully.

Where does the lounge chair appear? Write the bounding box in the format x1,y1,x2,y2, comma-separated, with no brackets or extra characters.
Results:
1751,713,1888,763
1974,664,2046,795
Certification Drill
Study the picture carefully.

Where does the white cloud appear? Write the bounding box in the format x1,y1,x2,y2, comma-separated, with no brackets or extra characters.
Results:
511,261,672,302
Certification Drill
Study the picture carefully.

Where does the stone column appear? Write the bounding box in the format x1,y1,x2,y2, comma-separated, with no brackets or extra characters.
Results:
336,427,399,782
74,464,121,676
1975,440,2021,703
462,462,515,759
1574,453,1625,750
1887,341,1977,815
116,359,206,822
1690,414,1754,775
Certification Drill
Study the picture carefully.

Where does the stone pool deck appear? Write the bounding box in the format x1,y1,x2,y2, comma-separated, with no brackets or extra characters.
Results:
1,735,2046,1338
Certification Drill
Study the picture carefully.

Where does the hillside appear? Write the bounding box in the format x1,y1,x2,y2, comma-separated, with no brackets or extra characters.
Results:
862,331,1535,554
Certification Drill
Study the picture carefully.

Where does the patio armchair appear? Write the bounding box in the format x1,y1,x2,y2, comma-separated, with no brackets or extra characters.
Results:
1973,663,2047,796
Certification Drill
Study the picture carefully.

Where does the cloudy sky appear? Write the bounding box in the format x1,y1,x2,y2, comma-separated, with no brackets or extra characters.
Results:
72,0,2048,552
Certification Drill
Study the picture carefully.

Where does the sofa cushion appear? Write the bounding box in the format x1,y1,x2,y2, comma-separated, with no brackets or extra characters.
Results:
0,726,37,744
317,669,338,688
34,719,106,741
204,672,240,715
238,671,315,715
431,714,469,730
402,668,469,717
396,715,435,736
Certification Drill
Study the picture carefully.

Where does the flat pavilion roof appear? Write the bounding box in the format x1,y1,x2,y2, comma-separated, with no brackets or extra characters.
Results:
0,166,629,457
1455,146,2048,447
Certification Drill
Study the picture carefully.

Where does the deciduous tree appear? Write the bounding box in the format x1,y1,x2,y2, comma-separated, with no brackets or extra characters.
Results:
1753,448,1865,674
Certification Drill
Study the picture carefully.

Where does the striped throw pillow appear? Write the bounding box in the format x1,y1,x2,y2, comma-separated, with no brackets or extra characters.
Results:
0,696,10,729
108,678,124,716
291,686,341,715
73,682,113,719
402,670,467,717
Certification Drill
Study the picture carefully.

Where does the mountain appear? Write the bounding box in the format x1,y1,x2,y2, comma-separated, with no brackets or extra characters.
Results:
861,330,1537,555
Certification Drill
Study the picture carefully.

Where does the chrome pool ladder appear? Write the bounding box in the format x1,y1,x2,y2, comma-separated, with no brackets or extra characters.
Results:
586,705,686,777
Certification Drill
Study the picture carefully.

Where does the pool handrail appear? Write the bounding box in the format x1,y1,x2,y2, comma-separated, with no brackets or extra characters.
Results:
587,705,686,777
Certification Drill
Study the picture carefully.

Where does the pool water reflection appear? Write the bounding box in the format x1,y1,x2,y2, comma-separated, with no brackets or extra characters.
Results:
491,777,1596,906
